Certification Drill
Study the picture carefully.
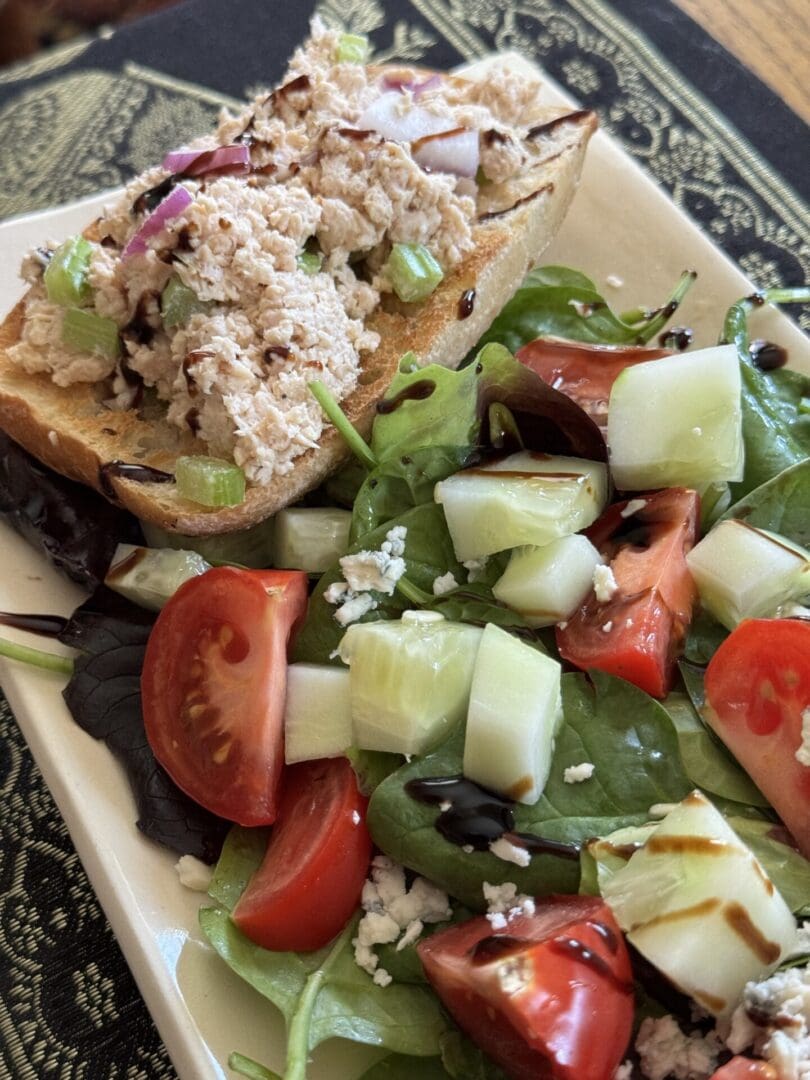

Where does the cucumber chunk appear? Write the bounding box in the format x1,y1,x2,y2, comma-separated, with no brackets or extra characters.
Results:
273,508,352,572
284,664,353,764
686,518,810,629
338,611,482,756
492,536,602,627
140,518,275,569
463,624,562,805
434,452,608,562
607,345,743,490
601,791,797,1017
105,544,210,611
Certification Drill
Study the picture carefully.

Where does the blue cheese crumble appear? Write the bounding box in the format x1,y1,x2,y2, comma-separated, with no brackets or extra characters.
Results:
325,525,407,625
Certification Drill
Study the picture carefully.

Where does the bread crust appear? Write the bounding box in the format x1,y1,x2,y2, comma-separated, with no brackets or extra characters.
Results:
0,106,595,535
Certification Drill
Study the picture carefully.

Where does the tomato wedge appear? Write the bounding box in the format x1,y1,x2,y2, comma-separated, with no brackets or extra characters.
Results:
705,618,810,858
710,1058,777,1079
142,566,308,826
516,337,671,430
233,757,371,952
556,488,699,697
417,895,633,1080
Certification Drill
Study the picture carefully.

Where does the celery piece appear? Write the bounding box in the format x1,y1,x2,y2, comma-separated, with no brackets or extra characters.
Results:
386,244,444,304
61,307,120,360
296,251,323,275
175,455,246,507
398,350,420,373
336,32,370,64
44,235,93,307
160,275,209,327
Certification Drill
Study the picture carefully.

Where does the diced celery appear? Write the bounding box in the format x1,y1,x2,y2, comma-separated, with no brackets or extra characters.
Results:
398,350,420,373
296,251,323,275
386,243,444,303
61,307,120,360
601,791,797,1016
175,456,246,507
105,544,210,611
336,32,370,64
607,345,743,490
160,275,210,327
44,236,93,307
140,518,275,568
338,610,482,756
434,452,608,562
686,519,810,629
492,536,603,627
464,624,562,805
273,508,352,572
284,664,353,764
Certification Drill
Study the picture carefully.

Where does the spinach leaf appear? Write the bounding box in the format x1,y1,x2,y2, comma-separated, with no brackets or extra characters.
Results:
722,459,810,548
683,609,728,665
662,686,768,807
430,584,549,651
359,1057,451,1079
61,589,228,861
722,289,810,500
371,343,605,467
292,503,462,665
346,747,405,796
730,818,810,915
200,909,447,1074
0,431,142,589
439,1031,508,1079
474,267,695,353
202,827,449,1075
367,672,693,909
351,445,476,541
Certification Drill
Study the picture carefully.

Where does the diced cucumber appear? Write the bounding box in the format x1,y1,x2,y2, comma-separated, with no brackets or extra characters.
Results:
140,518,275,569
434,452,608,562
273,508,352,572
105,544,210,611
492,536,602,627
607,344,743,490
284,664,353,764
686,518,810,629
337,611,482,756
601,791,797,1016
463,624,562,805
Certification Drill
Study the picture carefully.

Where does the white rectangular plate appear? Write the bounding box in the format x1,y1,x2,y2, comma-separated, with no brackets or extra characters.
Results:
0,52,807,1080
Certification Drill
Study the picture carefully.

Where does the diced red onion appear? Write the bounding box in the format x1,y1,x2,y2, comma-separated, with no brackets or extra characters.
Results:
123,185,193,258
161,144,251,177
379,72,443,98
358,92,451,143
412,127,480,178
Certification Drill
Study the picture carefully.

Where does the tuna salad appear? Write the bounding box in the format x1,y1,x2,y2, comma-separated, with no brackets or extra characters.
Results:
10,18,552,485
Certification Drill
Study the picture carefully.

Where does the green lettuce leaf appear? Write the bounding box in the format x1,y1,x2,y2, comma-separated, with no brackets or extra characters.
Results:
358,1056,452,1079
367,672,694,909
474,266,695,353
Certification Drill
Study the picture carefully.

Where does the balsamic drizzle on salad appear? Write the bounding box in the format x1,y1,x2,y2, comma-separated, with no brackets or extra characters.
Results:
376,379,436,414
406,775,580,858
0,611,69,637
658,326,693,350
457,288,476,319
750,340,788,371
98,461,174,500
525,109,594,141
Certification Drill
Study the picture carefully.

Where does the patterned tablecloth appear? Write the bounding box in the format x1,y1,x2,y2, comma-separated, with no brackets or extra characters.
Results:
0,0,807,1075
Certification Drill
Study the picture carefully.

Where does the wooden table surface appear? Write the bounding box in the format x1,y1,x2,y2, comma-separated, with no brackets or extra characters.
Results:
673,0,809,124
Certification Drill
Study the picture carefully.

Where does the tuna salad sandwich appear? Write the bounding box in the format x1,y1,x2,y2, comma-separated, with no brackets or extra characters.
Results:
0,18,596,534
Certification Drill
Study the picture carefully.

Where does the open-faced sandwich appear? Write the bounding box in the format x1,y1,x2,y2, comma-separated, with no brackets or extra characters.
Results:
0,17,595,534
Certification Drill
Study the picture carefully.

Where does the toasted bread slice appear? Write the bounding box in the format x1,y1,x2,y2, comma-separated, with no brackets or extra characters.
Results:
0,92,595,535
